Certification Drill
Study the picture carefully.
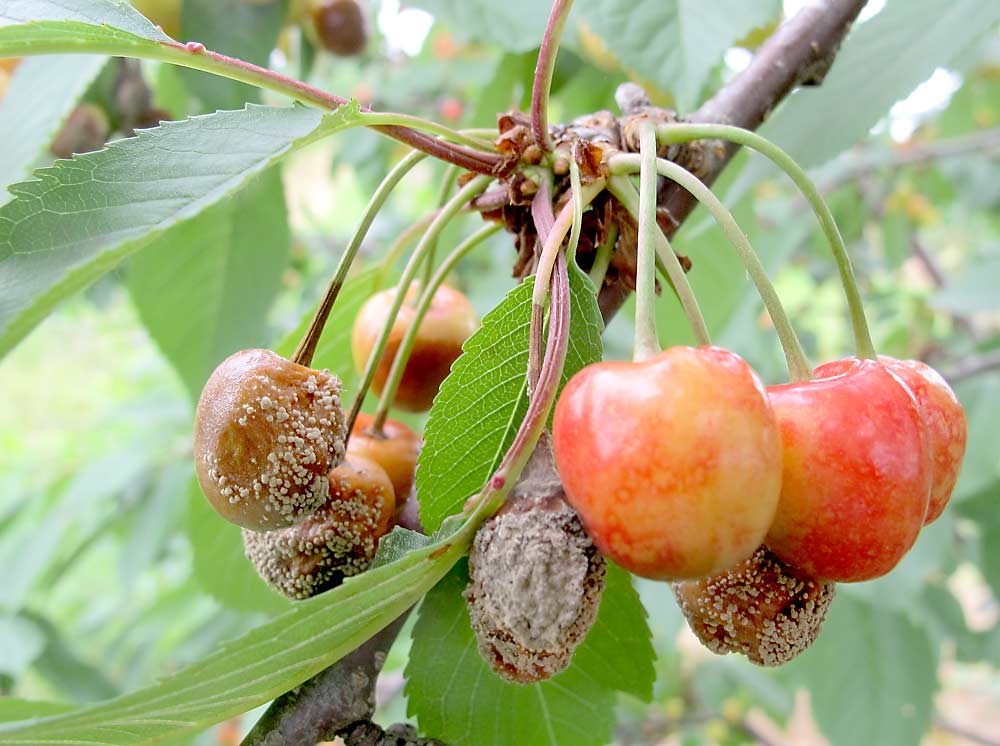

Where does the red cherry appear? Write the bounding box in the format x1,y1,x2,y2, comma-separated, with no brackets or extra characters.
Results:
766,358,932,582
552,346,783,581
876,356,966,524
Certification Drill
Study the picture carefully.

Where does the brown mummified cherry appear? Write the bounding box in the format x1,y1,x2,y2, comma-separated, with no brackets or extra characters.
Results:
464,434,606,684
194,349,347,531
672,546,836,667
311,0,369,57
243,455,396,599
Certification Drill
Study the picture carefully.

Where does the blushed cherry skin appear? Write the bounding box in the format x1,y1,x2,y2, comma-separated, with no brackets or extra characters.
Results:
348,412,421,501
552,346,783,581
352,283,478,413
766,358,932,582
876,356,966,524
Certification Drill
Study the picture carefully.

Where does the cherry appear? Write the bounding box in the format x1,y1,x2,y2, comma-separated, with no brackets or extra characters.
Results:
765,358,932,582
352,283,478,413
552,346,783,581
348,412,421,501
243,454,395,599
877,356,966,524
194,349,347,531
673,546,835,666
49,104,110,160
311,0,368,57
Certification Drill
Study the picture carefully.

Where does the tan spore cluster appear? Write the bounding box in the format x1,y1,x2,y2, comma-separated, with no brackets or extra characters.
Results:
673,546,835,667
464,435,606,684
194,349,347,531
243,455,396,599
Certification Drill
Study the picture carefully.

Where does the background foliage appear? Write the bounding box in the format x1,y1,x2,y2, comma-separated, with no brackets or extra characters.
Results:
0,0,998,744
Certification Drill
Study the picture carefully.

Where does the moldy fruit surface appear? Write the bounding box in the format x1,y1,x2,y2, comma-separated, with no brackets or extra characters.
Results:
348,412,421,501
766,358,932,582
552,346,782,581
194,349,347,531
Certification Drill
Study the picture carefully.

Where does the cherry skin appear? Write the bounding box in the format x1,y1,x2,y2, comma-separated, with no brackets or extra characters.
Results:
352,283,478,413
552,346,783,581
348,412,421,501
311,0,368,57
194,349,347,531
876,356,966,524
765,358,933,582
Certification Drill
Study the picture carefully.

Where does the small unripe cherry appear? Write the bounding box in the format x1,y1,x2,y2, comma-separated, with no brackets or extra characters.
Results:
673,546,835,667
348,412,421,501
194,349,347,531
243,455,395,599
310,0,368,57
351,283,478,413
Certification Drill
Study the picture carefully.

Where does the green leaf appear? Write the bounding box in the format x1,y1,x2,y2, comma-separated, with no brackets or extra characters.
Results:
128,168,290,399
0,0,169,43
0,700,73,724
404,0,549,53
0,55,107,193
405,562,653,746
781,595,937,746
0,614,45,678
575,0,782,110
0,101,363,360
933,255,1000,315
417,266,603,533
0,514,474,744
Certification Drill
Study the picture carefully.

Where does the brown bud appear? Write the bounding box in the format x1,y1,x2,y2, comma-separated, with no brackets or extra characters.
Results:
464,434,605,683
673,546,835,667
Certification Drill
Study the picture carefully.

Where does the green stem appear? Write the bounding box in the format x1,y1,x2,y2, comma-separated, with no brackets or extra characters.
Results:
610,153,811,381
589,222,618,287
633,123,661,362
293,151,426,367
567,158,585,263
657,122,876,360
531,0,575,152
606,176,711,347
421,164,460,292
345,175,492,439
371,224,501,432
357,113,495,152
376,211,439,287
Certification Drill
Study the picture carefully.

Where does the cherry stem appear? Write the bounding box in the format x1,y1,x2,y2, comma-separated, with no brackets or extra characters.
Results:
530,0,575,152
657,123,876,361
371,223,501,433
421,165,460,293
345,175,492,441
611,153,812,381
606,175,711,347
567,158,585,263
528,179,556,392
632,124,662,362
292,150,426,367
589,221,618,288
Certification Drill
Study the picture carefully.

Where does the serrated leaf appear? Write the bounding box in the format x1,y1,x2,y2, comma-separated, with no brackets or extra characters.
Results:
0,0,169,42
405,562,653,746
0,512,475,745
128,168,290,399
0,101,363,359
417,266,603,533
575,0,782,111
0,55,107,192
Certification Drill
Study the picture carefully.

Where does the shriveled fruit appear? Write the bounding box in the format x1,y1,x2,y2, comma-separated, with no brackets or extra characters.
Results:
464,435,605,684
673,546,835,666
311,0,368,57
766,358,932,582
194,349,347,531
243,455,395,599
50,104,110,159
352,283,478,412
552,346,782,581
348,412,421,501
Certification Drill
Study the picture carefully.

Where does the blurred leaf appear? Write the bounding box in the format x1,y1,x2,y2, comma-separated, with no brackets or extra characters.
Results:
128,168,290,399
0,614,45,678
22,612,118,703
0,55,107,194
0,102,362,359
405,561,652,746
0,700,73,724
933,254,1000,315
0,0,170,44
952,375,1000,501
405,0,549,52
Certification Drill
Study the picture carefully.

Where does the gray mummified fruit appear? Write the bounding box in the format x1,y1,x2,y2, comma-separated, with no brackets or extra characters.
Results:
673,546,836,667
464,433,606,684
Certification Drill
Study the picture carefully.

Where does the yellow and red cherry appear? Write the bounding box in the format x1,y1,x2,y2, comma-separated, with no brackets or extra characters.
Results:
348,412,421,501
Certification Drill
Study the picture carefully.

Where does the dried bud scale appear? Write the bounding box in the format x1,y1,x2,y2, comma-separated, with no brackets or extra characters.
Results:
673,546,835,667
244,455,396,599
194,349,347,531
464,435,606,684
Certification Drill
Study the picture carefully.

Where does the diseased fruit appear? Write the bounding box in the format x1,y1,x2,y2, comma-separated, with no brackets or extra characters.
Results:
464,435,605,684
348,412,421,501
876,356,966,524
194,349,347,531
50,104,110,159
766,358,932,582
552,346,782,581
673,546,835,666
311,0,368,57
352,283,478,412
243,454,395,599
